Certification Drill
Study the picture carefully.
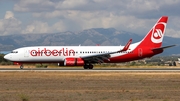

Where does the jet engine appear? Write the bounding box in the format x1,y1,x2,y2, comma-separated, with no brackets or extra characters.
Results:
64,58,84,66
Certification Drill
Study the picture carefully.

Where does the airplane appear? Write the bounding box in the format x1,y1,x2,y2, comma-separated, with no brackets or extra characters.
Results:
4,16,175,69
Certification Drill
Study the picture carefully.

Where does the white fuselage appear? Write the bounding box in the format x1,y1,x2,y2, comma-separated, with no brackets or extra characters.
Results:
5,42,139,63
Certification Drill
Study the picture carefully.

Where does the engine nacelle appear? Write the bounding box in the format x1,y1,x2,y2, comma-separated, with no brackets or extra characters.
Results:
64,58,84,66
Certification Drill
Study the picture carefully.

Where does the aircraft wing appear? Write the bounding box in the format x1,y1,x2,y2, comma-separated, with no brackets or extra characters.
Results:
80,39,132,63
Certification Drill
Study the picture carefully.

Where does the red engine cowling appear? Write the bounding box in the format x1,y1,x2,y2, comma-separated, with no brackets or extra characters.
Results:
64,58,84,66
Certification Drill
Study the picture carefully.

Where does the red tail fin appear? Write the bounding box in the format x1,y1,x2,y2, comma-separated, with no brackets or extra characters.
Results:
138,16,168,48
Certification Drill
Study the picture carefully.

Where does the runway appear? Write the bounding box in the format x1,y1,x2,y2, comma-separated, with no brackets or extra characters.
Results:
1,67,180,72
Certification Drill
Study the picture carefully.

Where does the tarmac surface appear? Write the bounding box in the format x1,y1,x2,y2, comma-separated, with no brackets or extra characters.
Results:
1,66,180,101
1,67,180,72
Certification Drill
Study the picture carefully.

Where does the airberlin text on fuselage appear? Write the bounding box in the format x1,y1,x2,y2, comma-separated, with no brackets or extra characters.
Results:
30,48,75,56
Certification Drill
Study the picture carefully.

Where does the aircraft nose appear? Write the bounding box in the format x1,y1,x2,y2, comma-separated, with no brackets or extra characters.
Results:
4,54,11,60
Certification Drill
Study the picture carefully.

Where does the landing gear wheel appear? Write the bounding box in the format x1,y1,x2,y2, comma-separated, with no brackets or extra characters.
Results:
20,65,24,69
83,65,89,69
89,65,93,69
83,64,94,69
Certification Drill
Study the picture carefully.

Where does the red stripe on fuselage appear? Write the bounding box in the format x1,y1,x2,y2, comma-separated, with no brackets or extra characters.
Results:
107,48,163,63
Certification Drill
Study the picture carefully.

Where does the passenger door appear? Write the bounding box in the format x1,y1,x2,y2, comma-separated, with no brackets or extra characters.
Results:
24,49,29,57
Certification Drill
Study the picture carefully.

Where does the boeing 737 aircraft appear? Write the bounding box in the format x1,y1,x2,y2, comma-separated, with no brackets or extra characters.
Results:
4,16,175,69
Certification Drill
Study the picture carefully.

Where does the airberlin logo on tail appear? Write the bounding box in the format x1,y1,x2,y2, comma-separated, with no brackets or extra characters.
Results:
151,22,166,43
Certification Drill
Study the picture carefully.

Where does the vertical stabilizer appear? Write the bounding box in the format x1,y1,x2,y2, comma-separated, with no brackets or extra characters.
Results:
138,16,168,48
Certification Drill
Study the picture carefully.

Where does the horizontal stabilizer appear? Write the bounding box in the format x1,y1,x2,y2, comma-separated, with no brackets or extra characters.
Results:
152,45,176,51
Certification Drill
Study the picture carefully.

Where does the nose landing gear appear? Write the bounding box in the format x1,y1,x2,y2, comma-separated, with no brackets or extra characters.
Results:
20,65,24,69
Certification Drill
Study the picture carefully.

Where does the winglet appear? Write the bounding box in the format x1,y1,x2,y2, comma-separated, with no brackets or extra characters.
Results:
118,39,132,52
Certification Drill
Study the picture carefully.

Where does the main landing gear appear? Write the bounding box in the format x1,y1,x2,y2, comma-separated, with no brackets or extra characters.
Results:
83,64,93,69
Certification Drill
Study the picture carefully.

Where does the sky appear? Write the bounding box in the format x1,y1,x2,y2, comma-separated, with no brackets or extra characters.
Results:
0,0,180,38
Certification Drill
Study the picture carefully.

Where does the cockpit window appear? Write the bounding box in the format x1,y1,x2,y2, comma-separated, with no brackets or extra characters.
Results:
11,51,18,53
